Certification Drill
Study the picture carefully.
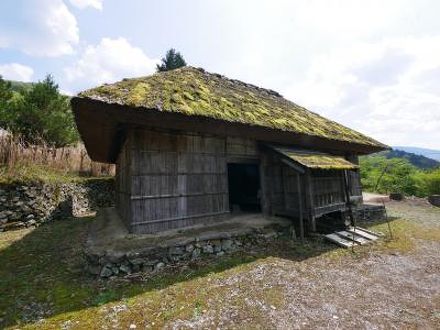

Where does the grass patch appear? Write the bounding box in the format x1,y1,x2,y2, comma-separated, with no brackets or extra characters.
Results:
360,217,440,254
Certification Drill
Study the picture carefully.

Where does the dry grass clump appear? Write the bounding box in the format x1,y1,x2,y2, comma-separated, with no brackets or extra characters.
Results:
0,132,114,183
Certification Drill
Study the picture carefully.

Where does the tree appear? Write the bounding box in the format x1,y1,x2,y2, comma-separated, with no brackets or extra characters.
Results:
7,75,79,147
156,48,187,72
0,75,13,128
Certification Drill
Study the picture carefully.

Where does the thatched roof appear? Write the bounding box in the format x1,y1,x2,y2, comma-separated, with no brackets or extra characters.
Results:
72,67,388,162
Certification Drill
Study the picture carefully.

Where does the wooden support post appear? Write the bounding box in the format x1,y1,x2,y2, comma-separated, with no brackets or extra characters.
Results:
296,172,304,241
305,171,316,232
259,153,270,215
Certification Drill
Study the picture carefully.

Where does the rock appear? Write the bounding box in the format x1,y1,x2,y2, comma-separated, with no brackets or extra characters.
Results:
111,266,120,275
216,251,225,257
264,231,278,240
169,246,185,255
100,266,113,278
202,244,214,254
27,220,36,227
185,244,195,253
129,257,147,266
119,264,132,274
155,262,165,270
221,239,233,251
191,248,201,260
211,240,222,253
87,264,101,275
142,264,154,272
106,252,126,264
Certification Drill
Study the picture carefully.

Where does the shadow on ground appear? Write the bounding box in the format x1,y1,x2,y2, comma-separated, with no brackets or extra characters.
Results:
0,212,366,328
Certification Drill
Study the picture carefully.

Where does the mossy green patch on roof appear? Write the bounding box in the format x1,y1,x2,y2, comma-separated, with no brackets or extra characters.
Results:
272,146,358,170
78,66,386,148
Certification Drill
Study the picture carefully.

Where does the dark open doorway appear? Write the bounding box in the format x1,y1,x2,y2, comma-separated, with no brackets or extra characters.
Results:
227,163,261,212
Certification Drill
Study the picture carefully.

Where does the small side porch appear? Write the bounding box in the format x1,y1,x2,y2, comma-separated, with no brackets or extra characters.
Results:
260,145,362,239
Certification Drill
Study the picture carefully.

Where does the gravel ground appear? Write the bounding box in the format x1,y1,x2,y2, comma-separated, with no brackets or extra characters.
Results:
167,200,440,329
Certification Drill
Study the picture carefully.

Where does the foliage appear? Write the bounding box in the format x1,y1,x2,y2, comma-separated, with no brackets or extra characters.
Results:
360,155,440,196
156,48,187,72
0,75,79,147
0,76,13,128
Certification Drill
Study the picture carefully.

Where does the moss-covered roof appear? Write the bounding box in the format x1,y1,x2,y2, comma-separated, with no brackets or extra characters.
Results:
271,146,358,170
78,66,386,148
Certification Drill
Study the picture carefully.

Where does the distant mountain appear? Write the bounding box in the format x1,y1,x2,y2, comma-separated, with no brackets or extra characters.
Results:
372,148,440,169
393,146,440,162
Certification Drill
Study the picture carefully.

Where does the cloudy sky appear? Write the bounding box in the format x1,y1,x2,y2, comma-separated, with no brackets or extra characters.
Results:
1,0,439,149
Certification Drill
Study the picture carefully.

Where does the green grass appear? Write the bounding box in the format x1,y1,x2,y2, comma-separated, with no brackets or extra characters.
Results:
0,212,438,329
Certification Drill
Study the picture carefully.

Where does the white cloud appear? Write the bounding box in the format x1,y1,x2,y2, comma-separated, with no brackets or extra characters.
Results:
65,37,158,90
0,0,79,57
69,0,103,10
283,36,440,149
0,63,34,81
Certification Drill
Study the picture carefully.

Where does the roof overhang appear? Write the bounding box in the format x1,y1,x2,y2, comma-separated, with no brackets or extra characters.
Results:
72,97,389,163
265,144,359,171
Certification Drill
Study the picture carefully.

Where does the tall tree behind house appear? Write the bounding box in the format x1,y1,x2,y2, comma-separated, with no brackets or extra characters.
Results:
156,48,187,72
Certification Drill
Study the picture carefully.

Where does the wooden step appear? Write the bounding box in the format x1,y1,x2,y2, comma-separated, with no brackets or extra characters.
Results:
325,233,356,248
346,228,380,241
335,231,370,245
324,226,382,248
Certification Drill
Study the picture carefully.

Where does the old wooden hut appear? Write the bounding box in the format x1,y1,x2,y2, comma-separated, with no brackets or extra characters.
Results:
72,67,387,236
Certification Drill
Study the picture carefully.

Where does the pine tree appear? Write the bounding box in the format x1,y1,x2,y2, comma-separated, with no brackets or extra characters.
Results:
156,48,187,72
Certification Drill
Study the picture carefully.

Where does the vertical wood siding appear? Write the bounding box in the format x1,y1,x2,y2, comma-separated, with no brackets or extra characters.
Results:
127,130,261,234
115,136,132,228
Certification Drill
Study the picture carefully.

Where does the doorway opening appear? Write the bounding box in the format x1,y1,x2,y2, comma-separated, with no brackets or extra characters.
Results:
227,163,261,212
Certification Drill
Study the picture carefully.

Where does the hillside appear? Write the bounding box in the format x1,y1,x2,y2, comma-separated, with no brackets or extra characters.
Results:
394,146,440,161
373,149,439,169
7,80,34,93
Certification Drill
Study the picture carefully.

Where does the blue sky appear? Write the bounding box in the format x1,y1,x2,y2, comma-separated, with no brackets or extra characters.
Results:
1,0,440,149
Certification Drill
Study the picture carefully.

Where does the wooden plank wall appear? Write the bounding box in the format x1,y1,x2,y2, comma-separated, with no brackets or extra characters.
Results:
311,171,345,208
115,137,132,228
126,129,259,234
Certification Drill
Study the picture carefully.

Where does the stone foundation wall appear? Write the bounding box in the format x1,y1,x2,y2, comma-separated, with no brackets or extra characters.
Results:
86,230,283,278
0,179,114,231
